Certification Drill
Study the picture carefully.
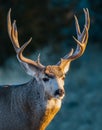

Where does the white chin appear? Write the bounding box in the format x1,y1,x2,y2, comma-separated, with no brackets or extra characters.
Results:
55,98,62,108
55,95,65,100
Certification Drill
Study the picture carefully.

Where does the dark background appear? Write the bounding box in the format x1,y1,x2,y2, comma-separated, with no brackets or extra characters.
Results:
0,0,102,130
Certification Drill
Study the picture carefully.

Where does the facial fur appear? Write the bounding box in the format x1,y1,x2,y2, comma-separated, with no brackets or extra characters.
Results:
36,66,65,100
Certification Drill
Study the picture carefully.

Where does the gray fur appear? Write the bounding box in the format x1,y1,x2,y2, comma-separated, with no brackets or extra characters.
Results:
0,78,49,130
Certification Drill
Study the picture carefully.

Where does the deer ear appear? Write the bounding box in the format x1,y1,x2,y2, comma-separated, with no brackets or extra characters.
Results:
19,61,39,77
61,61,71,74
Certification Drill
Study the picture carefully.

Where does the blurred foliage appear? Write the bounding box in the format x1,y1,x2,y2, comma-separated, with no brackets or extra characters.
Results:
0,0,102,65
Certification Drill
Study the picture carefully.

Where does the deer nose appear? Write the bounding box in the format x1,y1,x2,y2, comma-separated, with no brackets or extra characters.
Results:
54,89,65,97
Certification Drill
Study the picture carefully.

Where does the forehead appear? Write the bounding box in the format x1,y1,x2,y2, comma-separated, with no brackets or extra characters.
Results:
45,65,64,78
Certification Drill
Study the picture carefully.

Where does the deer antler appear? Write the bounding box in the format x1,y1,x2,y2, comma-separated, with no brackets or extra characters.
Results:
57,8,90,72
7,9,45,70
7,8,90,75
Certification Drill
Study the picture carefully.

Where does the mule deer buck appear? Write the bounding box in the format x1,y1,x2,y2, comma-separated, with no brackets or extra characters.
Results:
0,8,90,130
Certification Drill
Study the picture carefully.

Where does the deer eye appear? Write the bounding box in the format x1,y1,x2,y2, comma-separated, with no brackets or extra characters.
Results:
42,78,49,82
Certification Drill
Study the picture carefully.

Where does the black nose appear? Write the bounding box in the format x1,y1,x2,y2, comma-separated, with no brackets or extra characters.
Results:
54,89,65,97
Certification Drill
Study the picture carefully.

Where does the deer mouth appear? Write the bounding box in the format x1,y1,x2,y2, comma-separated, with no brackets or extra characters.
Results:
45,90,65,101
55,94,65,100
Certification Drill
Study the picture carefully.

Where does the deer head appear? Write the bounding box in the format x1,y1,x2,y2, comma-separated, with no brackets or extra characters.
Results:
7,8,90,101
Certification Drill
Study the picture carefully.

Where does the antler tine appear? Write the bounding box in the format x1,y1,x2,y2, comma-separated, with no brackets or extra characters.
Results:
74,15,81,37
7,8,12,40
72,25,88,56
84,8,90,30
7,9,45,69
57,8,90,70
7,9,19,53
11,20,20,52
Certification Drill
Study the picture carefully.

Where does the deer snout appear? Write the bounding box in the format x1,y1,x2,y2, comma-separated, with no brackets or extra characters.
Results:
54,89,65,98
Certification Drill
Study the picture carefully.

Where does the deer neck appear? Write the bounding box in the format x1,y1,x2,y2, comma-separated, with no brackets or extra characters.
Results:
26,78,62,130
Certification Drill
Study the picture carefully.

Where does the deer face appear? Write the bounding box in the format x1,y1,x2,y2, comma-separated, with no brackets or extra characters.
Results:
40,73,65,100
39,66,65,100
